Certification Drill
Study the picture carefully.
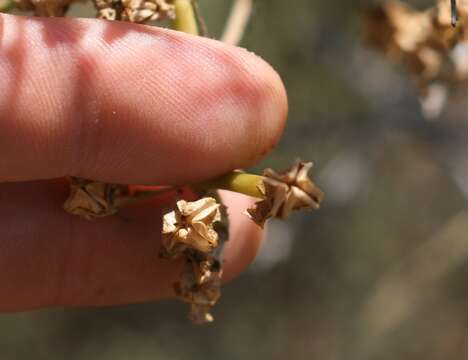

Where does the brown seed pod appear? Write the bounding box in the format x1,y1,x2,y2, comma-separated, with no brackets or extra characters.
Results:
63,177,128,220
161,197,222,259
247,160,324,227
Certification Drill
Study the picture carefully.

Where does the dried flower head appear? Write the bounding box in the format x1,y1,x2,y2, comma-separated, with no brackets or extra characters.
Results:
63,177,127,220
161,197,222,259
14,0,81,16
93,0,175,22
247,160,324,227
174,254,222,324
363,0,468,117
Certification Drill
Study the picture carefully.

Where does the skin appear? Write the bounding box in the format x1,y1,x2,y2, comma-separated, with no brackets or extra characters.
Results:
0,13,288,311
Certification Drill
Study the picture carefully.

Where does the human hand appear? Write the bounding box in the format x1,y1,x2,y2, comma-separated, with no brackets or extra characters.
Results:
0,14,287,311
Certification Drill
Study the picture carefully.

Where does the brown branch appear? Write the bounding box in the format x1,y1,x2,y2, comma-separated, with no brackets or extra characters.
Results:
192,0,209,36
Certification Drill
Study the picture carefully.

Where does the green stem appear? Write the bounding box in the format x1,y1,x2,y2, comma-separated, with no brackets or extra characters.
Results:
195,171,264,199
171,0,199,35
0,0,13,12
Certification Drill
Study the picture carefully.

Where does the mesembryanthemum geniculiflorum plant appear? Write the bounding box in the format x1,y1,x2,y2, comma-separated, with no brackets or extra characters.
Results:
2,0,324,323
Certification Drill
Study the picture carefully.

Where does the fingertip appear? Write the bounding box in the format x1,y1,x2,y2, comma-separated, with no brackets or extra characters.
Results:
192,39,289,170
0,15,288,183
232,46,289,164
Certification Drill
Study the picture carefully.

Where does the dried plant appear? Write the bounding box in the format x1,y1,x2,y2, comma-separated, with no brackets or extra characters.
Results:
63,177,129,220
363,0,468,118
161,197,222,259
174,252,222,323
246,161,324,228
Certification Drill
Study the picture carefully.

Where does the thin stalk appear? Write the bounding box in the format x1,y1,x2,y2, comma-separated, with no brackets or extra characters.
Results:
221,0,253,46
0,0,14,12
451,0,458,27
192,0,209,36
171,0,199,35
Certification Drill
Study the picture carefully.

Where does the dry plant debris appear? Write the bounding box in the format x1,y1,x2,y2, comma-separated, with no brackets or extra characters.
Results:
94,0,175,22
174,253,222,324
363,0,468,117
161,197,221,259
161,197,224,323
63,177,128,220
13,0,175,22
247,160,325,227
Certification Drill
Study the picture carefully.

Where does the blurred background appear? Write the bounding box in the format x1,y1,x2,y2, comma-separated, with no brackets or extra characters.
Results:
3,0,468,359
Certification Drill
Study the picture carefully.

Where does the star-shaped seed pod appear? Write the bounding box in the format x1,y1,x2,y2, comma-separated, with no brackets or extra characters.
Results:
63,177,127,220
122,0,175,22
93,0,175,22
161,197,222,259
174,254,222,324
247,160,324,227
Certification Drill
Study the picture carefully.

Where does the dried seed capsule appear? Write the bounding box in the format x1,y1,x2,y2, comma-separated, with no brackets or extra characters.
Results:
92,0,175,23
161,197,222,259
63,177,127,220
174,254,222,324
247,160,324,227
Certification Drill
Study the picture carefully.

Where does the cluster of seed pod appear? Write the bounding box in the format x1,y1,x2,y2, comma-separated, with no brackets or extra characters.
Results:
94,0,175,23
13,0,175,21
64,161,324,323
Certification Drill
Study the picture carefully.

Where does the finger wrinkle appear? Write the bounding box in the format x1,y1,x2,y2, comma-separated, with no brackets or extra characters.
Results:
0,16,287,183
0,14,3,46
0,16,81,180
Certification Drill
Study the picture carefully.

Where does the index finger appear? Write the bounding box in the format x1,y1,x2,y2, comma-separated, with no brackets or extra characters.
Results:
0,14,287,184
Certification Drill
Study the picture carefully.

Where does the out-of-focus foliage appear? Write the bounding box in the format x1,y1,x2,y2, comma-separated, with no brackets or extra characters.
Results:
3,1,468,359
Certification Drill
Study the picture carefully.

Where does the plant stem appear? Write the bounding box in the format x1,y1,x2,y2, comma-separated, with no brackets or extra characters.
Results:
0,0,13,12
195,171,264,199
451,0,458,27
172,0,199,35
222,0,253,45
